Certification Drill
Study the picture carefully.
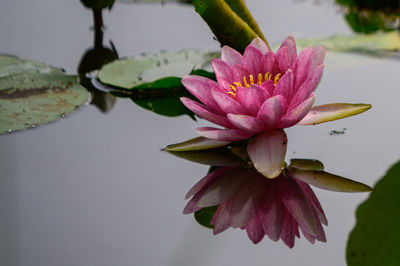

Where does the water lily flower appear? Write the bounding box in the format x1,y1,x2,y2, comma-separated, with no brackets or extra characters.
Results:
183,160,371,248
180,36,371,179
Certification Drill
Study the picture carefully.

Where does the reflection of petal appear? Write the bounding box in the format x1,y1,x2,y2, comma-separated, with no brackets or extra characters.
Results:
247,130,287,178
288,168,373,192
298,103,372,125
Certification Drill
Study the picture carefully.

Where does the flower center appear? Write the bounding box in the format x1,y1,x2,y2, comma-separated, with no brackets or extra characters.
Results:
227,72,282,97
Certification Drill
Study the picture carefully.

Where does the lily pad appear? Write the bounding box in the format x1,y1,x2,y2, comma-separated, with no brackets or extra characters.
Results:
0,54,62,77
194,206,218,229
0,73,89,134
347,161,400,266
295,32,400,57
98,50,218,89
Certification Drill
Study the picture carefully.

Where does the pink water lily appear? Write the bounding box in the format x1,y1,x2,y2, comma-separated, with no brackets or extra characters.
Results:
181,36,371,179
184,165,327,248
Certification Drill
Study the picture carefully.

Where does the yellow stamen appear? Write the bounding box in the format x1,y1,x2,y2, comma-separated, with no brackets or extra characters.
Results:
243,76,249,87
229,85,237,92
274,73,282,85
257,73,263,85
234,82,242,88
249,74,254,85
265,72,272,81
227,91,236,97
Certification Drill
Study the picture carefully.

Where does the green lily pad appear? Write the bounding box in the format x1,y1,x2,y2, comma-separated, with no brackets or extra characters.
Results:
98,50,218,89
194,206,218,229
0,73,89,134
295,32,400,57
347,161,400,266
0,54,62,77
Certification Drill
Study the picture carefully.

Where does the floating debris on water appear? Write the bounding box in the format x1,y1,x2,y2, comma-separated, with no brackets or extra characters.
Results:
329,128,347,135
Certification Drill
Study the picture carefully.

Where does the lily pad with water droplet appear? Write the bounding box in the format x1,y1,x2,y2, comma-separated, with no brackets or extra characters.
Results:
0,73,89,134
98,49,218,89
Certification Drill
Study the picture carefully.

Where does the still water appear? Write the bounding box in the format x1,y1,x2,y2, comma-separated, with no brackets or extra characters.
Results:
1,0,399,265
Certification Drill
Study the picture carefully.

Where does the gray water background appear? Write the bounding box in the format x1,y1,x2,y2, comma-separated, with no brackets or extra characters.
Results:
1,0,399,265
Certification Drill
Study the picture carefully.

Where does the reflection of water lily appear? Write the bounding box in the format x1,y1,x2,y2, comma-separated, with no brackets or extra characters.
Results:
184,166,327,248
180,36,371,178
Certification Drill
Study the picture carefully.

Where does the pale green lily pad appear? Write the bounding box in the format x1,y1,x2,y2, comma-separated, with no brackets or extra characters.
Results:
288,168,372,192
295,32,400,56
98,50,218,89
0,54,62,77
164,137,230,151
347,161,400,266
0,73,89,134
298,103,371,125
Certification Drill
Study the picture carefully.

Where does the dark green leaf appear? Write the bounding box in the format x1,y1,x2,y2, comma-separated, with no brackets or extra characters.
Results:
194,206,218,229
346,161,400,266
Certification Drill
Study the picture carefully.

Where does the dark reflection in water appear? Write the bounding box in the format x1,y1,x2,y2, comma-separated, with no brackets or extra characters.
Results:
336,0,400,33
77,5,118,113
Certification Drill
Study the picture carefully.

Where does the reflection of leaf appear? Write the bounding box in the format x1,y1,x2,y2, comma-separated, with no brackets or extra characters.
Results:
295,32,400,57
347,161,400,266
80,0,114,9
194,206,218,229
0,73,88,134
98,50,218,89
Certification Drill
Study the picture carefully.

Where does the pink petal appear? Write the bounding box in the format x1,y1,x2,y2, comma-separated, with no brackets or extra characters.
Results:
310,46,326,73
211,89,250,115
235,84,271,116
244,216,265,244
250,37,269,54
281,177,318,236
211,202,233,234
257,95,288,128
180,97,234,128
197,127,253,141
211,58,235,90
262,51,279,75
280,36,297,66
276,46,290,73
227,114,265,133
182,75,224,114
242,45,265,75
247,130,287,178
221,45,242,67
292,47,313,90
273,69,294,99
289,64,324,109
260,79,275,95
280,209,296,248
233,64,251,82
298,103,371,125
185,166,232,200
279,95,315,128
